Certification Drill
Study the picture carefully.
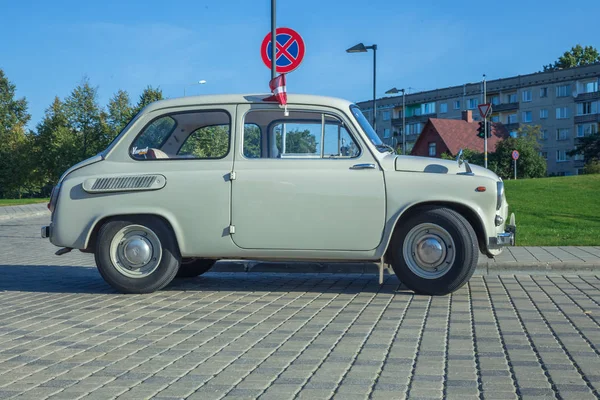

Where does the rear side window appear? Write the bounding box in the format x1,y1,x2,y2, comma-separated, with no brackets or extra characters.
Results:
130,110,231,160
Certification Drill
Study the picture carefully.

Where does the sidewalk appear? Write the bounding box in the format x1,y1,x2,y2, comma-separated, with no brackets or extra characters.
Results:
0,203,49,221
2,203,599,274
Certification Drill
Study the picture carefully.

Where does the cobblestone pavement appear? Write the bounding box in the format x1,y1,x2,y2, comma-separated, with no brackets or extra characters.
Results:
1,218,600,399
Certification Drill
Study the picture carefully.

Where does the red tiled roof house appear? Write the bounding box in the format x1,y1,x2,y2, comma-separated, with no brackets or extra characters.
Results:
411,111,509,158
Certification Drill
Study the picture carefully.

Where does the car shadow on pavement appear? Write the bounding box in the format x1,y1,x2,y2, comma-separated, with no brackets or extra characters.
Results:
0,264,408,295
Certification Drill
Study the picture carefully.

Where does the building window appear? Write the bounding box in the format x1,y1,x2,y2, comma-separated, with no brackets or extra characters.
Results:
454,100,460,110
539,151,548,160
510,130,518,138
540,87,548,97
522,111,532,122
556,150,568,162
574,153,584,161
508,113,517,123
541,129,548,139
384,128,391,138
406,123,422,135
540,109,548,119
428,142,436,157
382,111,390,121
577,101,598,116
577,123,598,137
577,79,599,94
507,93,517,103
468,99,477,109
556,128,570,141
489,95,500,105
491,115,500,122
421,102,436,115
556,84,571,97
522,90,532,102
556,107,570,119
440,103,448,113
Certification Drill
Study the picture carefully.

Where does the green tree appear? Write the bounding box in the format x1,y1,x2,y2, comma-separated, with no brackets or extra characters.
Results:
276,129,317,154
33,97,80,191
107,89,133,139
568,133,600,163
543,44,600,71
492,125,547,179
178,125,230,158
583,160,600,174
131,85,163,116
243,125,261,158
0,68,34,198
64,77,106,159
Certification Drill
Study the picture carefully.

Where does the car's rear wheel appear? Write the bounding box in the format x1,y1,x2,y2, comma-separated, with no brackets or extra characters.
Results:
94,216,181,294
389,206,478,296
176,258,216,278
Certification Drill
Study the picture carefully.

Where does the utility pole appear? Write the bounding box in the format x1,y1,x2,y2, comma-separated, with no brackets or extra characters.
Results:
372,44,377,131
483,74,488,169
271,0,276,79
402,88,406,155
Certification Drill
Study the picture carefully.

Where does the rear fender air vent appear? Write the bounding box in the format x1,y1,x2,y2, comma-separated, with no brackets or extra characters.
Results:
82,174,166,193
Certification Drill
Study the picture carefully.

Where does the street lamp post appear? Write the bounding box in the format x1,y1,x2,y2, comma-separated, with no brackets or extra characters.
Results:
385,87,406,154
184,80,207,96
346,43,377,131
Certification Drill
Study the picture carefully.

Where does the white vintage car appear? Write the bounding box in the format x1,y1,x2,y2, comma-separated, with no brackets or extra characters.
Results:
42,93,515,295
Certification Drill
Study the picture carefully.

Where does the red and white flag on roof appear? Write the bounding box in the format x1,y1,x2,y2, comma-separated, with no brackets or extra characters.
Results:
264,73,288,115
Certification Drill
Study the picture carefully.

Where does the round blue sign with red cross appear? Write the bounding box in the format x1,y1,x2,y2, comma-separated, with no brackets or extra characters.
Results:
261,27,305,74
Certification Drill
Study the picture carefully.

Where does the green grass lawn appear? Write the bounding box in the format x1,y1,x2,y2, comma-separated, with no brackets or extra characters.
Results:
504,174,600,246
0,198,49,207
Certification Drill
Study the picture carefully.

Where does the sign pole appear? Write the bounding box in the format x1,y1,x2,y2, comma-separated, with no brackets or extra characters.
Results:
271,0,276,79
514,158,517,180
483,74,488,169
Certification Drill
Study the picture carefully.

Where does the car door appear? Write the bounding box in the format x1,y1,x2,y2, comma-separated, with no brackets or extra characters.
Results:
230,103,386,251
124,106,236,256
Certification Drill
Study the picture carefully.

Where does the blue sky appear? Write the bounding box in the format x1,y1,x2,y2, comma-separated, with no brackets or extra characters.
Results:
2,0,599,130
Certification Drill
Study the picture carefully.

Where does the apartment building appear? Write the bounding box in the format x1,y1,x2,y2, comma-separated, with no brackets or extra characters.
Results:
356,63,600,175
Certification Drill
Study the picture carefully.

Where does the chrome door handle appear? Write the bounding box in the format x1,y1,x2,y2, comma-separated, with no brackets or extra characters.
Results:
350,163,376,170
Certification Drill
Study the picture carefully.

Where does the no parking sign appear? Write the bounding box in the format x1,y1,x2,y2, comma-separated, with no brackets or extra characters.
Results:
261,27,305,73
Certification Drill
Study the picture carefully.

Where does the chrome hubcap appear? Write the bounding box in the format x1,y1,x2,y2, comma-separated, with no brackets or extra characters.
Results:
403,223,455,279
110,225,162,278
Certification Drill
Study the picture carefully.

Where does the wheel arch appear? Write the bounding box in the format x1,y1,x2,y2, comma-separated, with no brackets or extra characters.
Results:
82,213,182,254
384,201,486,263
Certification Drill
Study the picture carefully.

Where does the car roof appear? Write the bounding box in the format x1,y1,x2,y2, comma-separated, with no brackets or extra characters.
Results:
141,93,356,114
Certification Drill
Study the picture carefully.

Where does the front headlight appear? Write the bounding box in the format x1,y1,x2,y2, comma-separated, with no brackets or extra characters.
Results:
496,180,504,210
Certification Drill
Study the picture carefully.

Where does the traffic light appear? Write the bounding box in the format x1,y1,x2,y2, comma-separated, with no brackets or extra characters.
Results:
477,121,492,138
477,121,485,138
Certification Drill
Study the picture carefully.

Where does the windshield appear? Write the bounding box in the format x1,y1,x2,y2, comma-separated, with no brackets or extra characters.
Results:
350,105,386,152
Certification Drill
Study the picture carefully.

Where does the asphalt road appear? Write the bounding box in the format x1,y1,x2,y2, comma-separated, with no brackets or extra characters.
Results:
1,217,599,400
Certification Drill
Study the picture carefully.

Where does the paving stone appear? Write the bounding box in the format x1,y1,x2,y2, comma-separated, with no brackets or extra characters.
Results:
1,218,600,399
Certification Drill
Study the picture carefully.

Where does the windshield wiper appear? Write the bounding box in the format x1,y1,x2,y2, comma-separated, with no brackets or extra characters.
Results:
375,144,395,154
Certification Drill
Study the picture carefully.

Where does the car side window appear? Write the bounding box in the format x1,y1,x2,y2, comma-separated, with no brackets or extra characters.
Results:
130,110,230,160
242,109,360,159
178,124,229,158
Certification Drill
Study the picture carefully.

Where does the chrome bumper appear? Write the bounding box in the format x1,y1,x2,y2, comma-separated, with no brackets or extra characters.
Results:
41,225,50,238
489,213,516,248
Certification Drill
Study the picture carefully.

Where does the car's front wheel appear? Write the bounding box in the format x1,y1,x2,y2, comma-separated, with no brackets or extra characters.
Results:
94,216,181,294
389,206,478,296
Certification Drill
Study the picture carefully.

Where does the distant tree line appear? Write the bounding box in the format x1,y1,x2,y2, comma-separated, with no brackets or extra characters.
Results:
0,68,162,198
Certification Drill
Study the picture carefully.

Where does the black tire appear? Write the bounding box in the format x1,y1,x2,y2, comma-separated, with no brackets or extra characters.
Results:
176,259,216,278
94,216,181,294
389,206,478,296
